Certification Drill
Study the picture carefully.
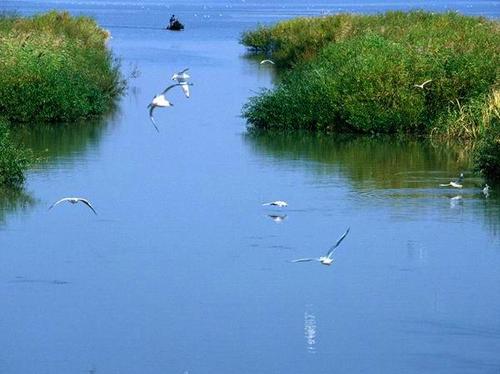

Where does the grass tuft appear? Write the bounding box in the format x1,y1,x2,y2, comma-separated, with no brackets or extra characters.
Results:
0,11,124,124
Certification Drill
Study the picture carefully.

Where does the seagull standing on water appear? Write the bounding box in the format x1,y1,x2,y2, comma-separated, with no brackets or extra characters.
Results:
483,184,490,198
414,79,432,89
171,68,191,98
291,228,350,266
262,200,288,207
440,173,464,188
147,82,193,132
49,197,97,215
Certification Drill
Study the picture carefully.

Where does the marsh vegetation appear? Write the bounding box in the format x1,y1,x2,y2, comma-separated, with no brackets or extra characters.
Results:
0,11,124,187
241,11,500,179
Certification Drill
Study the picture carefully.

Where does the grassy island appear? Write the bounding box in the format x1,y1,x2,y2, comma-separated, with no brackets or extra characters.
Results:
0,11,124,124
241,11,500,180
0,11,124,187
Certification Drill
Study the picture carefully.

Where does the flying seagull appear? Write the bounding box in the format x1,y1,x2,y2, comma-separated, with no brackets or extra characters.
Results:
414,79,432,89
291,228,350,266
147,83,193,131
171,68,191,98
262,200,288,207
49,197,97,215
440,173,464,188
260,59,275,65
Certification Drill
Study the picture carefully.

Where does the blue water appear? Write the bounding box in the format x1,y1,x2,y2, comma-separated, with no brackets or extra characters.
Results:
0,1,499,373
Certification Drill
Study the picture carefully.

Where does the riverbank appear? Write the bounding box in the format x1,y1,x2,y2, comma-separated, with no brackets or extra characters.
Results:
0,11,124,124
241,11,499,180
0,11,124,187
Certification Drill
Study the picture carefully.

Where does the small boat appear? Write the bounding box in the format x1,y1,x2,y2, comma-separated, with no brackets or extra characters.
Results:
166,19,184,31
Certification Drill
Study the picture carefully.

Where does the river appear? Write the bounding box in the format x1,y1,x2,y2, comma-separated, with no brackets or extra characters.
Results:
1,1,499,373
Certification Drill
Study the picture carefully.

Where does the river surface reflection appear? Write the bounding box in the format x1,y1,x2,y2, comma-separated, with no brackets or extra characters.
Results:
0,1,499,373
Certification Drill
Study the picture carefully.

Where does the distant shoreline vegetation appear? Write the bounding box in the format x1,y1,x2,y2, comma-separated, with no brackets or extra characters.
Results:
0,11,125,188
240,11,499,180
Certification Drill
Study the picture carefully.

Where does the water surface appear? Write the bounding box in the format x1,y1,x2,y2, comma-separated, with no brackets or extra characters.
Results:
0,1,499,373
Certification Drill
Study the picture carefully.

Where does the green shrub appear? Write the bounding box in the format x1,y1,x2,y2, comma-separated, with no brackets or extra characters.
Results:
0,119,31,188
474,90,500,180
242,11,499,138
0,11,124,124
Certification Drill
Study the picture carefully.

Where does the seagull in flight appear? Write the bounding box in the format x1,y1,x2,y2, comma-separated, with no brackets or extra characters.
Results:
147,83,193,131
260,59,275,65
49,197,97,215
440,173,464,188
171,68,191,98
292,228,350,266
262,200,288,207
414,79,432,89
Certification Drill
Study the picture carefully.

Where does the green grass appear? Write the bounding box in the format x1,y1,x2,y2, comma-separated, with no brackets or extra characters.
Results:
0,11,124,124
241,11,499,179
0,11,124,188
0,119,31,189
473,90,500,180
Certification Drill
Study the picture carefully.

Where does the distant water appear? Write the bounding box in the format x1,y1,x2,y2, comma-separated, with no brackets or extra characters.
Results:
0,1,499,374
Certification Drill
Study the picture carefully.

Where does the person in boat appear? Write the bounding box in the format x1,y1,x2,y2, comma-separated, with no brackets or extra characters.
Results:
169,14,176,28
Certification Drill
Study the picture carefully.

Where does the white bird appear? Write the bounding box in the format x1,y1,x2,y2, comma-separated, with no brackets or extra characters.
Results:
262,200,288,207
414,79,433,89
483,184,490,197
49,197,97,215
260,59,275,65
291,228,350,266
147,83,193,132
171,68,191,98
267,214,287,223
440,173,464,188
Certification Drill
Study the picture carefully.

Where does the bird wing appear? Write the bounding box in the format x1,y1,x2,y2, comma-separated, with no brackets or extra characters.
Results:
422,79,432,86
262,202,272,206
161,83,181,95
148,104,160,132
179,68,189,74
78,199,98,215
439,183,451,187
180,83,190,98
49,197,72,210
291,258,318,263
326,227,350,258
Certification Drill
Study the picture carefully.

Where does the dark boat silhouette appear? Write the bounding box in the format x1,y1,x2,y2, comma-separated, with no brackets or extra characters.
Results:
166,19,184,31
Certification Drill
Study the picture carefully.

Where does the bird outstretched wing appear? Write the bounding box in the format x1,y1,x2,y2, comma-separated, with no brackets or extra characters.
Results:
161,83,182,95
180,83,190,98
78,199,98,215
179,68,189,74
147,104,160,132
291,258,318,263
49,197,72,210
326,227,350,258
161,82,193,95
